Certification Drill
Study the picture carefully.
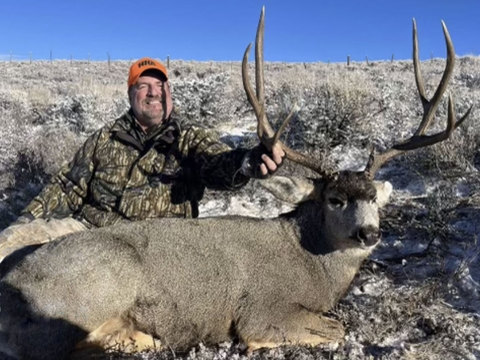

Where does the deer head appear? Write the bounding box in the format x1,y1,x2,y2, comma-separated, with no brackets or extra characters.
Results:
242,7,471,252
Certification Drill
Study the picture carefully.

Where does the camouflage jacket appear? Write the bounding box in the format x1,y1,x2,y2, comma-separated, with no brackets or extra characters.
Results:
23,110,250,227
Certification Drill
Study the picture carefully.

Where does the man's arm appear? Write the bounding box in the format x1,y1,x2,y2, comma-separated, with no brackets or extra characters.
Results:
21,131,101,221
179,126,284,191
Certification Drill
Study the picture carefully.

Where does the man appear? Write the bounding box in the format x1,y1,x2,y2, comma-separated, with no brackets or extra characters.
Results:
0,57,284,261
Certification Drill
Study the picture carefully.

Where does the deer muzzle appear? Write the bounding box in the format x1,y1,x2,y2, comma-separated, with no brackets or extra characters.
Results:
352,226,380,247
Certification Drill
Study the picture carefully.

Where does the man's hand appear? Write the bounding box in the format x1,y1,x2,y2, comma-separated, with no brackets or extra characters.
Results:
241,143,286,179
258,143,285,177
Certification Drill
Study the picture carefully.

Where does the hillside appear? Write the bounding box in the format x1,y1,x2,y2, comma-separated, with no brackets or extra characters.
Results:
0,57,479,359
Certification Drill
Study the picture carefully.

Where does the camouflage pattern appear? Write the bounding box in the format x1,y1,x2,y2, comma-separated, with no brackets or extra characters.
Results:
23,110,250,227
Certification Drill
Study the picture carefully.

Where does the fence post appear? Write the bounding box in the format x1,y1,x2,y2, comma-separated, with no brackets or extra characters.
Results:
347,55,350,66
107,52,111,71
167,55,170,69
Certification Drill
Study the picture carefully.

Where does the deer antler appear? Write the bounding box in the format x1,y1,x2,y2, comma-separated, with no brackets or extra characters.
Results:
365,19,472,178
242,7,328,176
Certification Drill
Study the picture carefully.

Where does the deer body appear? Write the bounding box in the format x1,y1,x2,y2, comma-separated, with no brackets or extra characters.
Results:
0,182,380,359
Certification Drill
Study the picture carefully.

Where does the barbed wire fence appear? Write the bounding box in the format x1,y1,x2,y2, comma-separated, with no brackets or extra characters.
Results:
0,51,452,69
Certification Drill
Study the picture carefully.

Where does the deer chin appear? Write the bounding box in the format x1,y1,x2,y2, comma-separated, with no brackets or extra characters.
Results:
349,236,380,249
329,235,379,252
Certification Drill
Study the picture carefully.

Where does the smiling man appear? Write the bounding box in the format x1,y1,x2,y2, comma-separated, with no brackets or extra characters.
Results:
0,57,284,261
128,60,173,130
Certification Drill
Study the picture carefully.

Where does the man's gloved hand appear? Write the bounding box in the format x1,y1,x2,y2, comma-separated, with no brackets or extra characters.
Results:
241,143,285,178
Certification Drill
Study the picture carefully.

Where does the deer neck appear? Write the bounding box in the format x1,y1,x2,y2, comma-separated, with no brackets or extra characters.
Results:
285,200,332,255
284,201,372,305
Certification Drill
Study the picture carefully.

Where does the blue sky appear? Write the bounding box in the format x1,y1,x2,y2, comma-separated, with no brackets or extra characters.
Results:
0,1,478,63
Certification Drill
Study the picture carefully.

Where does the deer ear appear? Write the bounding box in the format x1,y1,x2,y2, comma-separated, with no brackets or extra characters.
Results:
259,176,316,204
373,181,392,208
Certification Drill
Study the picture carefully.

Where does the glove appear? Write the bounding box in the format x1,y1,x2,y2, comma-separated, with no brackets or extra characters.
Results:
240,143,283,179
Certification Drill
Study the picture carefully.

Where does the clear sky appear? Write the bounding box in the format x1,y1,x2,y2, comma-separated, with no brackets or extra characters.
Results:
0,0,478,63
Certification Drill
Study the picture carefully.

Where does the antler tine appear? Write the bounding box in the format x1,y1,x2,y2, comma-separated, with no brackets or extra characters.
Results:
254,7,275,140
242,8,273,141
365,20,472,179
242,7,329,176
413,19,456,136
242,44,262,124
412,19,427,105
255,7,266,120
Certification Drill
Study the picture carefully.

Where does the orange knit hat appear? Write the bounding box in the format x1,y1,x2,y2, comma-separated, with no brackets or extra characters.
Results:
128,57,168,87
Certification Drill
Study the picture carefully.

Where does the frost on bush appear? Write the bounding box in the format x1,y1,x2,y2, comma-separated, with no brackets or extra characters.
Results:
172,72,233,128
0,149,48,229
0,59,479,359
33,95,88,132
266,72,378,163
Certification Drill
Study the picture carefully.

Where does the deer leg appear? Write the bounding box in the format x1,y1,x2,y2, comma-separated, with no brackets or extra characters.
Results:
72,316,162,356
243,308,344,352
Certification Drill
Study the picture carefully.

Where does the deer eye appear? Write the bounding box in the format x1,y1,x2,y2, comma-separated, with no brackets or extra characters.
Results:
328,197,345,208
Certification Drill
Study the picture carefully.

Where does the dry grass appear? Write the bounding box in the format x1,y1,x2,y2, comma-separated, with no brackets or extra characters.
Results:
0,57,479,359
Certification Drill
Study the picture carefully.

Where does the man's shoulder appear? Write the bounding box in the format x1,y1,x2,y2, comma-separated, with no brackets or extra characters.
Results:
175,120,233,155
179,121,219,141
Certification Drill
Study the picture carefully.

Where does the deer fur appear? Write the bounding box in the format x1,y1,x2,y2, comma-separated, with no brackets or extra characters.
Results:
0,173,392,359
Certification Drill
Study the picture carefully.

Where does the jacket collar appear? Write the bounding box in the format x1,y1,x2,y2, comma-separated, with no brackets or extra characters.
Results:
110,109,181,152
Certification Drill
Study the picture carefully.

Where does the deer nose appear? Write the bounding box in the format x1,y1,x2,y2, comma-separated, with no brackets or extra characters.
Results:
355,226,380,247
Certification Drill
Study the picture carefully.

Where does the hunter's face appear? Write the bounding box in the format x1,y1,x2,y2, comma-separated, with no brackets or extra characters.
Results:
129,73,167,130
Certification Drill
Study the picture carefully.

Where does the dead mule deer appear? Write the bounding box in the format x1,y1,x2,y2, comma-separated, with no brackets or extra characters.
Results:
0,7,470,360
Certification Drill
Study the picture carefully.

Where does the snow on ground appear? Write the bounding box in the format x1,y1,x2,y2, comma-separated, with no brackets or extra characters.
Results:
0,58,479,359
